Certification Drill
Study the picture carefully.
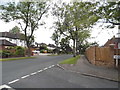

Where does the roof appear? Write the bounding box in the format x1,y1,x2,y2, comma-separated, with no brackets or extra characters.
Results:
0,39,17,46
0,32,25,40
114,38,120,43
104,36,120,47
48,44,56,48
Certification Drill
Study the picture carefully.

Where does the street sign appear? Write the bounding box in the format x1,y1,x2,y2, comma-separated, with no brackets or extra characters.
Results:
114,55,120,59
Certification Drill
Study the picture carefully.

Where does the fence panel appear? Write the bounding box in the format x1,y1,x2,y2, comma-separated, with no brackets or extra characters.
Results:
85,46,114,67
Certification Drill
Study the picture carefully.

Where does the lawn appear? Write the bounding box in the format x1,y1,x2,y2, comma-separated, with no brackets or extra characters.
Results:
59,55,80,64
0,56,36,61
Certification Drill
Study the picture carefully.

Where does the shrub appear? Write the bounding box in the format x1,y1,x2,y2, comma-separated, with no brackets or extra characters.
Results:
14,46,25,57
47,49,53,53
40,49,44,53
0,50,12,58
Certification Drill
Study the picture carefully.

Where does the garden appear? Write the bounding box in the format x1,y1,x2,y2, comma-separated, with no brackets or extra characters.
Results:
0,46,25,58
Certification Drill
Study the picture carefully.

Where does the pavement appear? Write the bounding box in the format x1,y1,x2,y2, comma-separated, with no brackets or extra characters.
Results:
59,55,119,82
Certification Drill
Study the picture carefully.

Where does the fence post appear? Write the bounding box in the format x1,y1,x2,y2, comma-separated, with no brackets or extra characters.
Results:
109,44,116,67
94,45,97,65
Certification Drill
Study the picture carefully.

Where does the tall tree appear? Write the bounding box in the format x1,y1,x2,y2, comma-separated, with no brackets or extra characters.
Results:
51,29,60,54
52,2,99,57
0,2,49,56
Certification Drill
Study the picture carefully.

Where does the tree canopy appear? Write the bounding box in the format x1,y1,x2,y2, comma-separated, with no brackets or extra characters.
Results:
51,2,99,56
97,1,120,28
9,26,21,34
0,1,49,56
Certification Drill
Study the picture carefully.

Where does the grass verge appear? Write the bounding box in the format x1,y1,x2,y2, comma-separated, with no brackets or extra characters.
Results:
47,54,59,56
0,56,36,61
59,55,80,64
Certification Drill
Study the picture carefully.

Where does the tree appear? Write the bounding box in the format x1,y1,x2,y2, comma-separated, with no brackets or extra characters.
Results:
60,37,72,54
52,2,99,57
9,26,21,34
77,30,91,54
97,1,120,29
51,29,60,54
0,2,49,56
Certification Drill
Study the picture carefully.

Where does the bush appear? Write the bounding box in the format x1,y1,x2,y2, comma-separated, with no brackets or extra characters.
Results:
14,46,25,57
47,49,53,53
40,49,47,53
0,50,12,58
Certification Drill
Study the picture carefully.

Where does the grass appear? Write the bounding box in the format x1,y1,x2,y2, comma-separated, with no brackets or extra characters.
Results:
47,54,60,56
59,55,80,64
0,56,36,61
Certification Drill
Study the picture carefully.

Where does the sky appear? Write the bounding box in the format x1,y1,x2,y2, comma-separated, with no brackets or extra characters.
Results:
0,0,118,46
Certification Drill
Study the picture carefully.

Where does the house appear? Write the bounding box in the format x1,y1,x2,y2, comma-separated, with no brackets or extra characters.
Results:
47,44,56,50
0,32,26,50
0,39,17,50
104,36,120,49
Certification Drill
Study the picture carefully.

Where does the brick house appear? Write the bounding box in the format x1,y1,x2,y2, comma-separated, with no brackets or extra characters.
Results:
104,36,120,49
0,39,17,50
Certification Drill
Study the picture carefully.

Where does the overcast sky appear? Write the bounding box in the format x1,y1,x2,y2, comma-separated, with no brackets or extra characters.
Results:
0,0,118,46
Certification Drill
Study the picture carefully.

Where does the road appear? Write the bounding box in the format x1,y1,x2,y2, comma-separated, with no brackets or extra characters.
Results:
2,55,72,84
1,55,118,88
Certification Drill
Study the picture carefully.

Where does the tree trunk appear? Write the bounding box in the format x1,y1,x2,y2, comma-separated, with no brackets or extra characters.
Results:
56,42,59,55
76,39,79,55
27,42,31,57
27,47,31,57
73,39,76,57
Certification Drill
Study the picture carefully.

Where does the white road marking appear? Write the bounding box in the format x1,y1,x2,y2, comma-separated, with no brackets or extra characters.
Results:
43,67,48,70
8,79,20,84
0,85,12,89
48,66,52,68
6,64,56,85
37,70,43,72
51,65,55,67
21,75,30,79
30,72,37,75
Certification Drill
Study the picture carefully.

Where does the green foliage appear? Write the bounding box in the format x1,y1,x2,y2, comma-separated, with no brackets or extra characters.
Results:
0,50,12,58
40,49,45,53
14,46,25,56
47,49,53,53
0,2,49,56
9,26,20,34
97,1,120,26
52,2,97,56
60,37,72,54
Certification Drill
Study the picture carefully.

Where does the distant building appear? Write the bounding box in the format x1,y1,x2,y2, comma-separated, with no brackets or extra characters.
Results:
104,36,120,49
0,32,26,49
47,44,56,50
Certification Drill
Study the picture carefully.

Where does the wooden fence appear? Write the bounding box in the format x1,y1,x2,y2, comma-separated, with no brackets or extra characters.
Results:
85,46,115,67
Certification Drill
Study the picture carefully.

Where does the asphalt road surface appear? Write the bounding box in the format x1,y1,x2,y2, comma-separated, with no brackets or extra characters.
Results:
1,55,118,88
